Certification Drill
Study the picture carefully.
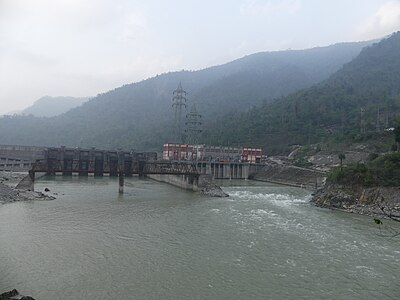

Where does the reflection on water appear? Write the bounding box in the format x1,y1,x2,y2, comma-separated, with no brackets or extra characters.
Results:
0,177,399,299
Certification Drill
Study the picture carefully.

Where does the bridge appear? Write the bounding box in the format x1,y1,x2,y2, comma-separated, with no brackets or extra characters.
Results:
28,146,197,176
22,146,200,193
30,159,199,177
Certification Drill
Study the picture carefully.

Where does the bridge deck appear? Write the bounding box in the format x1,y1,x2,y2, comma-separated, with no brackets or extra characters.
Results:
31,159,199,176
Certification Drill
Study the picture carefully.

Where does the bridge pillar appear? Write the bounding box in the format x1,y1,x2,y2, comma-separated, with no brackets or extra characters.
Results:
138,161,145,177
94,159,104,177
109,157,118,177
79,159,89,176
218,163,222,179
206,163,211,175
63,159,73,176
243,164,249,179
223,164,230,179
29,170,35,191
124,159,133,177
79,150,89,176
119,171,124,194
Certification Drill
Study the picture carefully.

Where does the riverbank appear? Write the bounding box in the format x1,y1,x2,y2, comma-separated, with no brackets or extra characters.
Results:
312,183,400,219
0,171,55,204
311,152,400,219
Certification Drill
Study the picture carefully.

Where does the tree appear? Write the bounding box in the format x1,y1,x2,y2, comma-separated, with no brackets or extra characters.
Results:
338,153,346,171
374,204,400,238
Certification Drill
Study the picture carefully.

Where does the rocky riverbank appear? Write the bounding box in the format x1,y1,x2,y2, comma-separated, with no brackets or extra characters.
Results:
0,171,27,187
0,289,35,300
312,183,400,219
0,171,55,204
0,181,55,204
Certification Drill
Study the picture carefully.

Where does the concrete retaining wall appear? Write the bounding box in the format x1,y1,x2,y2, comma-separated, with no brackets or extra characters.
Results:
146,174,213,191
146,174,228,197
250,163,326,190
146,174,197,191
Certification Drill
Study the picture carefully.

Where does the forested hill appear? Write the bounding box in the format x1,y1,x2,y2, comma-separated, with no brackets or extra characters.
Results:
19,96,89,117
0,40,372,150
204,32,400,154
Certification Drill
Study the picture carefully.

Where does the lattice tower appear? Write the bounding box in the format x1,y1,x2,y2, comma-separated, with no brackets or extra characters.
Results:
185,103,202,145
172,83,187,143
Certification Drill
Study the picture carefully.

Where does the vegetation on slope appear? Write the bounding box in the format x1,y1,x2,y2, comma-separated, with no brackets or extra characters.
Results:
203,32,400,155
328,119,400,187
328,152,400,187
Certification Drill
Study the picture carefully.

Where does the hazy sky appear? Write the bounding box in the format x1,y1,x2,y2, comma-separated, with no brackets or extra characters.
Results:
1,0,400,114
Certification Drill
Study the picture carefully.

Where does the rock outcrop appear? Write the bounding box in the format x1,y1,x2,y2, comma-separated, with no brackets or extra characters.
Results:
312,183,400,218
196,174,229,197
0,289,35,300
199,183,229,197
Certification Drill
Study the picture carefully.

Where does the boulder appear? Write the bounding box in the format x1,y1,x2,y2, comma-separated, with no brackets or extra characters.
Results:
0,289,36,300
200,184,229,197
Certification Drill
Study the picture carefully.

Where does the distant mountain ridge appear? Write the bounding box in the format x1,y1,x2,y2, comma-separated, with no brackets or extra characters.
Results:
19,96,89,117
203,32,400,154
0,39,374,150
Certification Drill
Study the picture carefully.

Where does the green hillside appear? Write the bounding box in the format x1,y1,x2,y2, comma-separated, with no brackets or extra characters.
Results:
0,41,371,150
203,32,400,154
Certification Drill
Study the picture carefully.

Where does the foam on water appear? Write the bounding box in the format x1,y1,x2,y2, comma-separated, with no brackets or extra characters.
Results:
222,187,342,249
227,189,310,208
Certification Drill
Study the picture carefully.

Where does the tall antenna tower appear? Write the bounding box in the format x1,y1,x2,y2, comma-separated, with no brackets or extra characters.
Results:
172,83,187,143
185,103,202,145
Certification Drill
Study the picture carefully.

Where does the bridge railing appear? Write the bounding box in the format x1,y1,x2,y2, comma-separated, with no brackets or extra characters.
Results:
30,159,199,176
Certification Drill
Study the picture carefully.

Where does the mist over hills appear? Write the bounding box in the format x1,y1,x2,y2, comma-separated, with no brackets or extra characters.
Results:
205,32,400,154
18,96,89,117
0,40,373,150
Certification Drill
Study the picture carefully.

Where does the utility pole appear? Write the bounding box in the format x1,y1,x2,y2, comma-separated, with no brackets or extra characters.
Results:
376,106,381,132
385,108,389,128
360,107,365,133
172,83,187,143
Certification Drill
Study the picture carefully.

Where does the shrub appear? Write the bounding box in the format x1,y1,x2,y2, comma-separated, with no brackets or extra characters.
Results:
328,153,400,187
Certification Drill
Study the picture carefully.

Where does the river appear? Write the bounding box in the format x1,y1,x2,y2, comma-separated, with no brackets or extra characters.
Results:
0,176,399,299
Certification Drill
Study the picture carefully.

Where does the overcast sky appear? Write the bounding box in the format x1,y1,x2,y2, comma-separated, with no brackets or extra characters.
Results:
1,0,400,114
